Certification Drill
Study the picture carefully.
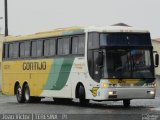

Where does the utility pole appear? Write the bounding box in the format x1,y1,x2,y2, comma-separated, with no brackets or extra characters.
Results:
4,0,8,36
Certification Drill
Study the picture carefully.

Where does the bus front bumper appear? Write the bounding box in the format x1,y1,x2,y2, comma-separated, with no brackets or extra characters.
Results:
95,87,156,100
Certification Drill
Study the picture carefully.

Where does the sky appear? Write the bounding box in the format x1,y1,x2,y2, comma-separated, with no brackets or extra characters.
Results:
0,0,160,38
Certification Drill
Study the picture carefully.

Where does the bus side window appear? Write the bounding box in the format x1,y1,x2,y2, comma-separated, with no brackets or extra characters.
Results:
13,42,19,59
3,43,9,59
78,35,85,54
20,42,25,58
44,38,56,57
9,43,14,58
88,32,99,49
31,41,37,57
72,37,78,54
58,37,71,55
37,40,43,57
72,35,85,55
58,38,63,55
63,37,70,55
44,39,50,56
50,38,56,56
24,41,31,57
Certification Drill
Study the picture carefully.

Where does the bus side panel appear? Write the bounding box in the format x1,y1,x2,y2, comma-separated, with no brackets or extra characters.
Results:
2,59,53,96
41,57,74,98
2,61,30,96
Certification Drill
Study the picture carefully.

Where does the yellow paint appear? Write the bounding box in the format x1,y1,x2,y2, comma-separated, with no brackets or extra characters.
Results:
90,87,99,97
4,27,83,42
109,79,140,84
2,59,53,96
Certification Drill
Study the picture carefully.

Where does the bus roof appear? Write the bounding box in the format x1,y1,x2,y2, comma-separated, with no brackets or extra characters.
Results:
4,26,149,42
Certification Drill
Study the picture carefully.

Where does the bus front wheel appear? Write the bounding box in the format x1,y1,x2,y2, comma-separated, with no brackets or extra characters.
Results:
78,85,89,105
123,99,130,107
15,85,25,103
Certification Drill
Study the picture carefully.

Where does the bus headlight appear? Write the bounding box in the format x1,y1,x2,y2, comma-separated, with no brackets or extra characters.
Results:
103,83,108,88
108,91,113,95
147,91,155,95
108,91,116,95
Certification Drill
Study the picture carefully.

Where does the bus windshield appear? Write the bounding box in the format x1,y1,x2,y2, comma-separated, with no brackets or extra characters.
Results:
100,33,151,46
102,49,154,79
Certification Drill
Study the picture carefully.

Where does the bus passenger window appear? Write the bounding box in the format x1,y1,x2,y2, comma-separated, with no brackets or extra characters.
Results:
78,35,85,54
3,44,9,59
9,43,14,58
72,37,78,54
31,41,37,57
58,38,63,55
24,41,31,57
20,42,25,58
13,42,19,58
63,38,70,55
44,40,50,56
37,40,43,57
72,35,85,55
50,38,56,56
58,37,70,55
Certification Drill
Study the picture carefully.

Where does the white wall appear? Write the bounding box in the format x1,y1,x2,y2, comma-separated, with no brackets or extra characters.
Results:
152,40,160,76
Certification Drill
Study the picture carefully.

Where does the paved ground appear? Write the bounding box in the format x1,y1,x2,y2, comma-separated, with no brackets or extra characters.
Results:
0,90,160,120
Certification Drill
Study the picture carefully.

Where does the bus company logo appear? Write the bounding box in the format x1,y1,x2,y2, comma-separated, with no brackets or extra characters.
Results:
90,87,99,97
23,62,47,71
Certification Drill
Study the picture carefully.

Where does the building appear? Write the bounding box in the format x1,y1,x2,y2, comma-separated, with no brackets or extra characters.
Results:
152,38,160,77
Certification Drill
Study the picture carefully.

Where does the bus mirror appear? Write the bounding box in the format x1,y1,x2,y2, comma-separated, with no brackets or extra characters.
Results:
155,53,159,67
96,51,104,67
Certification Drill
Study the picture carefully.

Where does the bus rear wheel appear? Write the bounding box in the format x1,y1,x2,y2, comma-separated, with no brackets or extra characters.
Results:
78,85,89,105
123,99,130,107
24,84,41,103
15,85,25,103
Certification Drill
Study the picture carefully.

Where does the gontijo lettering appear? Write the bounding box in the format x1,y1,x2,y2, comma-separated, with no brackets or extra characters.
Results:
23,62,46,70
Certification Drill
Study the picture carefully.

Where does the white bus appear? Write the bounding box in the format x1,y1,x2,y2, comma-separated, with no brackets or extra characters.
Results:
2,25,159,107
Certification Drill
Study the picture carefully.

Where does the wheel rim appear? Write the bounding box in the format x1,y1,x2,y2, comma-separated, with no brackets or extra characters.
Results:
25,87,30,101
16,87,22,101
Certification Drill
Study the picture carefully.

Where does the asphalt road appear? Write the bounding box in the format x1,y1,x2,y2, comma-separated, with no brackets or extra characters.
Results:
0,90,160,120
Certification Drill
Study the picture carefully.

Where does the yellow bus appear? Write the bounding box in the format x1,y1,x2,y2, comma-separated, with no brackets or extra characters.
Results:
1,26,159,107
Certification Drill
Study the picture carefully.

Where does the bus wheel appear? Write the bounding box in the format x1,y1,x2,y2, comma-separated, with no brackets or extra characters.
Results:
123,99,130,107
79,85,89,105
24,84,31,103
15,85,25,103
24,84,41,103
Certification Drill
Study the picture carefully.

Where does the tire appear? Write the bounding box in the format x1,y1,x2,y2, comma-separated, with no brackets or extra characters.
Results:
123,99,130,107
15,85,25,103
78,85,89,105
24,84,41,103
